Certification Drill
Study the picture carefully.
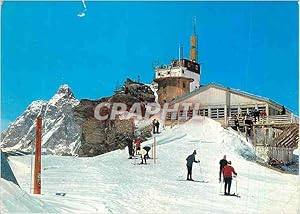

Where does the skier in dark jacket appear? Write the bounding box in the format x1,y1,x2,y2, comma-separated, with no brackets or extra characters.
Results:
281,105,286,115
186,150,200,181
234,117,239,131
152,119,157,134
126,136,134,159
223,161,237,195
219,155,228,182
155,120,160,134
143,146,151,159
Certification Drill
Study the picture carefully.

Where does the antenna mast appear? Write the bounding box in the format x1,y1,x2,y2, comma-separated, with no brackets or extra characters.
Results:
190,16,198,63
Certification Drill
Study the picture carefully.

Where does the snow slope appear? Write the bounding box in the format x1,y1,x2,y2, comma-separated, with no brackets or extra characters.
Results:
0,178,58,213
5,117,300,213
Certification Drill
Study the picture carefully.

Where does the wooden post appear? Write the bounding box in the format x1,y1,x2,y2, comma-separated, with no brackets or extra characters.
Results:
33,116,42,194
154,137,157,164
151,143,154,160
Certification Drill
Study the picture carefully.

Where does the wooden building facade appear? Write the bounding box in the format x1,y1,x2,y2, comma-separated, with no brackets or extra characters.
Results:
171,83,296,125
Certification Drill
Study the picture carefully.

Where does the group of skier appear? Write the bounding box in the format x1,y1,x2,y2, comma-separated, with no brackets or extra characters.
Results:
185,151,238,196
127,132,238,195
218,155,237,195
126,135,151,164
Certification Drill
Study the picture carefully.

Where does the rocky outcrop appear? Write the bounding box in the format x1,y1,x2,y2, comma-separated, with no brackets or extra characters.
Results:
124,79,156,102
74,79,155,157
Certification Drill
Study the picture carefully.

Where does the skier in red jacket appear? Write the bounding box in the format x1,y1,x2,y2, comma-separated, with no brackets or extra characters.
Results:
222,161,237,195
134,138,142,155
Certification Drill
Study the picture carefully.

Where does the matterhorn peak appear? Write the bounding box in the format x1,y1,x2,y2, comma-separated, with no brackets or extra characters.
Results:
1,84,81,155
57,84,75,98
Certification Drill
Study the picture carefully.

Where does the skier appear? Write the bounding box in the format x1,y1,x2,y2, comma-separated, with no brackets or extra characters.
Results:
134,137,142,155
253,108,259,123
234,116,239,131
186,150,200,181
223,161,237,195
152,119,157,134
126,136,134,159
140,148,147,164
281,105,286,115
155,120,160,134
143,146,151,159
219,155,228,182
244,116,253,140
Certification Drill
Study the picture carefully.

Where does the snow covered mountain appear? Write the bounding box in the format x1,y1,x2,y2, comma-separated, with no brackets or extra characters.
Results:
1,85,81,155
3,117,299,213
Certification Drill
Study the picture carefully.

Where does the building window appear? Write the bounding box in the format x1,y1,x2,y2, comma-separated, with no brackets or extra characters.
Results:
167,71,170,74
241,107,248,116
218,108,225,118
269,107,279,116
183,82,186,88
199,109,208,116
230,108,238,117
158,72,161,76
211,108,225,119
211,108,218,119
258,106,266,113
248,107,255,115
182,70,184,74
195,65,199,70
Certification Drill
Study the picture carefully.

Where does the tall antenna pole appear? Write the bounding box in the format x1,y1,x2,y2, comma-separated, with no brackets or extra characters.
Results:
178,44,181,61
178,44,181,66
190,16,198,63
194,16,198,63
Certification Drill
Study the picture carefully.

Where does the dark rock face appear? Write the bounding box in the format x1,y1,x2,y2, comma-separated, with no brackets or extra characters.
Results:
73,79,155,157
124,79,156,102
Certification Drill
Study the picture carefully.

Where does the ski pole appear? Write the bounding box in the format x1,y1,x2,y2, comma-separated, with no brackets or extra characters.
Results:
235,176,238,195
219,180,223,193
198,161,203,181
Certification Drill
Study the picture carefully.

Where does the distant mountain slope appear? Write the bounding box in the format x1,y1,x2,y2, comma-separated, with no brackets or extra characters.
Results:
1,85,81,155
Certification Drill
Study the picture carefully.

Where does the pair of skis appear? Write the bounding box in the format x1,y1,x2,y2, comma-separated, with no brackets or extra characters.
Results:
177,179,209,183
220,193,241,198
219,178,241,198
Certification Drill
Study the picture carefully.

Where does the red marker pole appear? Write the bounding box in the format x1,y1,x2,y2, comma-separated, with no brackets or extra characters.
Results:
33,116,42,194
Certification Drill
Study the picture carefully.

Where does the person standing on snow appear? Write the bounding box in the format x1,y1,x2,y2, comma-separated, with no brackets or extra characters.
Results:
219,155,228,182
155,120,160,134
134,137,142,155
126,136,134,159
186,150,200,181
223,161,237,195
152,119,157,134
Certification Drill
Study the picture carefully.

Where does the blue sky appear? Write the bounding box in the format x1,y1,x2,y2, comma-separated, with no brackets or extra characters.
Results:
1,1,299,130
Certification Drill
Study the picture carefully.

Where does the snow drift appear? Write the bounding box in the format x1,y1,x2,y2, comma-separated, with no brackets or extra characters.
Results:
0,179,58,213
